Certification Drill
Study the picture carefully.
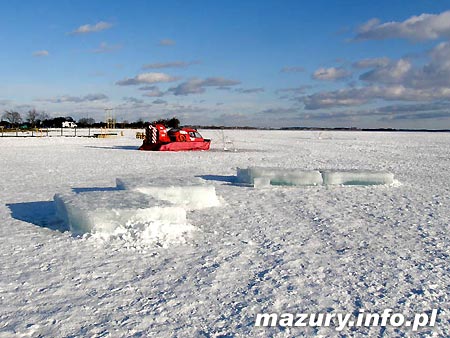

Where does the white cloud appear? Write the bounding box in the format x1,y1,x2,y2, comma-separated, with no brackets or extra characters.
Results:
70,21,113,34
168,77,241,95
360,59,412,83
142,86,165,97
355,10,450,41
352,57,390,69
123,97,144,104
235,88,265,94
152,99,167,105
38,94,109,103
312,67,351,80
303,38,450,113
32,50,49,57
358,42,450,88
427,40,450,73
302,85,450,110
142,61,199,69
276,85,312,95
116,73,179,86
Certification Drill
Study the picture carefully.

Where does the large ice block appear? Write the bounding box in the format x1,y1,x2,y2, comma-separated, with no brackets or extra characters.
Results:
116,177,221,209
54,190,186,235
321,170,395,185
236,167,323,186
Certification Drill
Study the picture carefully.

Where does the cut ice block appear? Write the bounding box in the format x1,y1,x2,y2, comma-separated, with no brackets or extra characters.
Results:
54,190,186,235
253,177,271,188
236,167,323,186
321,170,394,186
116,177,221,209
116,176,205,190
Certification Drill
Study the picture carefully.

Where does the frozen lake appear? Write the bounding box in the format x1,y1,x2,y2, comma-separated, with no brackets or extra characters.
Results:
1,129,449,337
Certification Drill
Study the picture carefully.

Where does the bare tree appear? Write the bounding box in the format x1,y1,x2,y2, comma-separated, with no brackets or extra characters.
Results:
77,117,95,127
2,111,22,126
38,112,49,121
26,109,39,127
33,111,49,127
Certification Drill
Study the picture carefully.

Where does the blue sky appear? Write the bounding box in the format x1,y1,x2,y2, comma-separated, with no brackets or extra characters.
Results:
2,0,450,128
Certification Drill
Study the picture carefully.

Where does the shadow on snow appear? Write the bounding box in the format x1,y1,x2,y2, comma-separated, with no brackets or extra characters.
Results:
6,186,122,232
7,201,69,232
84,145,139,151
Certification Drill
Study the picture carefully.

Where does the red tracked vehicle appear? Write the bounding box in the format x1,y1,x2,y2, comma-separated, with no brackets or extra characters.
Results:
139,123,211,151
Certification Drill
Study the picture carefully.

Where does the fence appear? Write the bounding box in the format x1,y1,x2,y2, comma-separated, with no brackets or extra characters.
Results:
0,127,116,138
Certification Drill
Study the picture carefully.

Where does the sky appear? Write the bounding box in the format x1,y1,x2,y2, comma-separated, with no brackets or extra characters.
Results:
2,0,450,129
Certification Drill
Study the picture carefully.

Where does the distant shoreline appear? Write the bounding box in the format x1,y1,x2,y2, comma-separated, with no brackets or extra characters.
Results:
189,126,450,132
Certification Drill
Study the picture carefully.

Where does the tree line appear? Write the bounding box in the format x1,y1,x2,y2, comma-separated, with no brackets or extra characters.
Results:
1,110,181,129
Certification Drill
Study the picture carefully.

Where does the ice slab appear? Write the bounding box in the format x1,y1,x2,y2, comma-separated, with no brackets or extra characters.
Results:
54,191,187,236
116,176,205,189
236,167,395,187
237,167,323,186
116,177,221,209
253,177,271,188
321,170,395,186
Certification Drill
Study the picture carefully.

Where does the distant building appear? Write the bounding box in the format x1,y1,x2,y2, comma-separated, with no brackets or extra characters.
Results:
62,121,77,128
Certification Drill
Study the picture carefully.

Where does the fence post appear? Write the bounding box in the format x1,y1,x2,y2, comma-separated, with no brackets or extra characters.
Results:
74,127,77,137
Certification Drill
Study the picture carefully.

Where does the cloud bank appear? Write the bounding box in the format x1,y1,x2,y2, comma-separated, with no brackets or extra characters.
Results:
355,11,450,41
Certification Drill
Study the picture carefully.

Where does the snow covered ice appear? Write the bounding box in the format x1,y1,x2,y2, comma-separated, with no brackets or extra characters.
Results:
1,129,450,337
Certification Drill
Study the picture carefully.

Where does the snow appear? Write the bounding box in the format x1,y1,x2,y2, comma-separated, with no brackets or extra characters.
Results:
321,170,395,186
1,129,450,337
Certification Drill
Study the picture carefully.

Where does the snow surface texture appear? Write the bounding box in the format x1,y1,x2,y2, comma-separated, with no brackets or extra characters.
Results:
116,177,221,210
237,166,394,187
1,130,450,337
54,191,192,247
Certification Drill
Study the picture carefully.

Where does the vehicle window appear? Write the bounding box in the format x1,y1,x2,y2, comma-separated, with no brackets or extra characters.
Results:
189,132,196,137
